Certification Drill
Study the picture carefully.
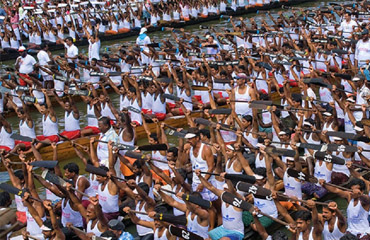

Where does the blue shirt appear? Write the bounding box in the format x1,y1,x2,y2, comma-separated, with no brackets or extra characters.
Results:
118,231,134,240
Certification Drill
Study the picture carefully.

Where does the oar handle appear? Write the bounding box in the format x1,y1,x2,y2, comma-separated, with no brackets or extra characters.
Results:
352,163,370,171
70,186,90,198
29,196,43,203
324,182,352,192
277,193,328,206
259,211,290,226
70,225,86,234
150,158,169,164
200,171,220,176
9,161,25,165
130,210,148,215
160,188,176,195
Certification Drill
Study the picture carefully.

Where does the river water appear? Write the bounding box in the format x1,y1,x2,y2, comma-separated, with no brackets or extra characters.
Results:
0,0,354,237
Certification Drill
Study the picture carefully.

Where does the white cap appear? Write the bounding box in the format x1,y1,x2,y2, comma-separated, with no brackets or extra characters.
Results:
40,225,52,231
226,145,234,151
323,112,332,116
332,136,342,141
354,126,364,131
352,76,361,82
347,98,355,103
18,46,26,52
279,131,287,136
140,27,147,35
133,189,138,194
161,185,173,196
222,183,228,189
286,157,294,162
254,174,264,180
256,143,265,149
184,133,197,139
303,121,312,127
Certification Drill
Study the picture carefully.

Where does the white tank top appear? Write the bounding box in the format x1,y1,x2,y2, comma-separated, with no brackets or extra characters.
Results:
141,92,153,110
323,217,345,240
220,128,237,144
164,88,175,104
42,115,59,137
26,209,45,236
347,198,370,235
61,198,83,227
154,228,168,240
152,94,166,114
120,95,130,111
136,202,154,236
19,120,36,139
344,112,355,134
235,86,251,116
87,220,103,237
254,195,278,218
34,33,42,45
172,185,185,216
221,202,244,234
255,152,266,169
177,86,192,110
10,38,19,49
64,111,80,131
225,158,241,175
186,213,209,239
314,161,332,183
151,150,169,170
283,170,302,199
101,102,115,120
1,39,10,48
243,132,258,148
190,144,214,185
87,104,98,127
323,122,335,142
304,133,320,155
98,183,119,213
0,127,14,149
129,98,142,125
355,141,370,161
15,195,26,212
45,187,61,203
332,152,350,176
298,228,314,240
76,175,96,200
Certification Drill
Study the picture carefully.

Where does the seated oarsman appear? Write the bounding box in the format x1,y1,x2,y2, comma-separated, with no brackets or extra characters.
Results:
53,91,81,140
0,113,14,153
0,192,18,235
78,83,101,137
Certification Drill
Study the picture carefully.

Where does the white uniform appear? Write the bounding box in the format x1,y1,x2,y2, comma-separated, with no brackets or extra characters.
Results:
135,202,154,236
0,127,14,150
26,209,45,239
283,170,302,199
42,115,58,137
64,111,80,131
347,198,370,236
221,202,244,235
323,217,345,240
61,198,83,227
154,228,168,240
298,229,314,240
87,220,104,237
86,104,98,127
186,213,209,239
151,150,169,170
19,120,36,139
98,183,119,213
234,86,251,116
314,161,332,184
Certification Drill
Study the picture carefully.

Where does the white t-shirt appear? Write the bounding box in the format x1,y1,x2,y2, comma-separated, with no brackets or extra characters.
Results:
339,20,358,38
64,43,79,63
88,39,100,61
37,50,50,76
18,54,37,74
355,40,370,67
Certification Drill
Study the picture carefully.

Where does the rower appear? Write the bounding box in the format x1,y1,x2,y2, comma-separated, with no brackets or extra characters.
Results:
320,201,346,240
27,89,59,153
54,92,81,140
79,84,101,137
37,43,54,89
117,111,135,178
0,113,14,153
15,46,37,86
320,178,370,239
126,80,142,126
186,130,216,201
170,63,192,116
63,162,95,207
41,200,66,240
230,73,256,117
66,186,108,238
136,27,151,65
292,208,322,240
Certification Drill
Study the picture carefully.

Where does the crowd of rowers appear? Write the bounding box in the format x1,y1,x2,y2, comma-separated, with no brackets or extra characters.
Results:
0,0,282,52
0,2,370,240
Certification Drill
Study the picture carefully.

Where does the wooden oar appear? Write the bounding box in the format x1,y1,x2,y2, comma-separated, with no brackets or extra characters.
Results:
85,164,126,181
277,193,328,206
168,225,204,240
191,85,226,91
129,210,187,226
0,221,21,239
0,183,43,203
163,93,193,104
125,151,169,164
160,188,212,209
352,163,370,171
41,170,89,197
10,160,58,168
200,171,256,184
10,133,50,145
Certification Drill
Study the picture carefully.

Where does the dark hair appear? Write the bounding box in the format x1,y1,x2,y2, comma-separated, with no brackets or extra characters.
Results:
272,230,289,240
295,210,312,221
322,200,336,212
292,93,302,103
65,37,73,42
14,170,24,181
340,233,358,240
63,162,79,175
133,159,143,169
98,116,111,128
0,192,11,207
242,115,253,122
149,133,158,142
348,178,366,191
128,86,136,93
101,231,117,240
138,182,150,195
254,167,267,178
168,147,178,158
199,129,210,139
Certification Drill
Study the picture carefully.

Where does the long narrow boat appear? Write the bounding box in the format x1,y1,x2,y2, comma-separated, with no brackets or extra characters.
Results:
0,0,314,62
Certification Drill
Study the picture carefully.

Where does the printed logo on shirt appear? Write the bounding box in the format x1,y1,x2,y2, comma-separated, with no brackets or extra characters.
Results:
223,214,235,221
284,183,295,190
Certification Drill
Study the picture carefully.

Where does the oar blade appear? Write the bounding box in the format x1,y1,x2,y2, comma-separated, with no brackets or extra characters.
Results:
314,152,345,165
236,182,272,200
0,183,25,196
168,225,204,240
138,144,168,151
221,191,253,211
181,194,212,209
30,161,58,169
85,164,108,177
224,173,256,184
10,133,33,142
208,109,232,115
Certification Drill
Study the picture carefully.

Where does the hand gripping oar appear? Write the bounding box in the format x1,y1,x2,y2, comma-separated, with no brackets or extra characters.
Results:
194,118,237,132
325,131,370,142
200,171,256,184
0,183,43,203
265,146,296,157
129,210,187,226
41,169,89,197
314,152,345,165
96,140,167,151
221,191,290,226
85,164,126,181
235,182,273,200
191,85,225,91
168,225,204,240
159,188,212,209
